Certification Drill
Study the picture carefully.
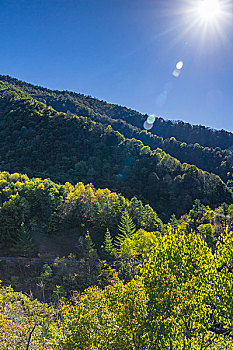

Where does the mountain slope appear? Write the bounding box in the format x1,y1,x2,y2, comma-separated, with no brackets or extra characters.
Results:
0,170,163,256
1,74,233,149
0,80,232,221
1,75,233,185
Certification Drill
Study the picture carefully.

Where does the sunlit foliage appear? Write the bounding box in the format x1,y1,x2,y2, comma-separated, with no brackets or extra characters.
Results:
0,283,55,349
0,171,162,257
0,79,232,221
2,226,233,349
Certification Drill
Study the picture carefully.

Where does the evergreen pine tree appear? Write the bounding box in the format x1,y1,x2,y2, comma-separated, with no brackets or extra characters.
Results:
11,222,34,257
84,231,98,261
115,210,136,248
169,214,179,231
103,228,116,262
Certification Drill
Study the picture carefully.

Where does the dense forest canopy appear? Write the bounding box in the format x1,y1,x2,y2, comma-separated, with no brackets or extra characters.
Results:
1,74,233,150
2,219,233,349
1,75,233,349
0,170,163,256
0,79,232,221
1,74,233,185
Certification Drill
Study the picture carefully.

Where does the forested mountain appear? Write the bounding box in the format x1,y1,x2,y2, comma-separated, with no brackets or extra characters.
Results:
1,76,233,349
0,80,232,221
0,170,162,257
1,75,233,149
1,74,233,184
2,201,233,349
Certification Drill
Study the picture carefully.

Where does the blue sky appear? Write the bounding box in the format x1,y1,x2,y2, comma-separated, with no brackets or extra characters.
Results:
1,0,232,131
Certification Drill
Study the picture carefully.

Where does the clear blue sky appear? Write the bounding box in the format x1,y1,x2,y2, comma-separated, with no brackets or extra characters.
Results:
1,0,232,131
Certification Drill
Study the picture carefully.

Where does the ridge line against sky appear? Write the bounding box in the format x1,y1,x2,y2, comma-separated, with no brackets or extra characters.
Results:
0,0,232,131
2,73,233,135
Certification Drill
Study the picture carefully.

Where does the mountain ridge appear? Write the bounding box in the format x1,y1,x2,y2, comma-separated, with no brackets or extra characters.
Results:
0,79,232,221
1,74,233,185
1,74,233,148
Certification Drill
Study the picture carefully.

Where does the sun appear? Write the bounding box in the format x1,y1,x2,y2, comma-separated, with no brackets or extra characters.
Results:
163,0,231,54
197,0,221,22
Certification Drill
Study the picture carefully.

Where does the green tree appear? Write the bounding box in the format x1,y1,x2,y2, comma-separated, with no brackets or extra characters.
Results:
11,222,34,257
198,223,215,250
141,226,225,349
84,230,97,261
103,228,116,262
169,213,179,232
141,204,163,232
189,199,205,230
54,276,149,350
115,210,136,248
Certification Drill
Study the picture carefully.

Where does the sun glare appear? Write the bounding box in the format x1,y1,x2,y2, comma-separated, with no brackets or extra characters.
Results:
197,0,221,21
156,0,231,60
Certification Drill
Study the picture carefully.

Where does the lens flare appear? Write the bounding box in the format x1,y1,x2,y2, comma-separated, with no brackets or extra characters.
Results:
143,120,153,130
147,114,156,124
176,61,183,70
173,61,183,78
173,69,181,78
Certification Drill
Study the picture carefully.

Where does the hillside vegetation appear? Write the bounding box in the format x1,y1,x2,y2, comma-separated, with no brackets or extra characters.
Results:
0,170,162,257
1,74,233,185
1,74,233,148
1,76,233,349
0,80,232,221
2,222,233,349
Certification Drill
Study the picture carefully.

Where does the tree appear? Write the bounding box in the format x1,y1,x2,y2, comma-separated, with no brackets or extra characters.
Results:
84,230,97,261
54,276,149,350
115,210,136,248
141,204,163,232
141,227,230,349
188,199,206,230
197,223,215,250
11,222,34,257
169,213,179,232
103,228,116,262
0,283,55,349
